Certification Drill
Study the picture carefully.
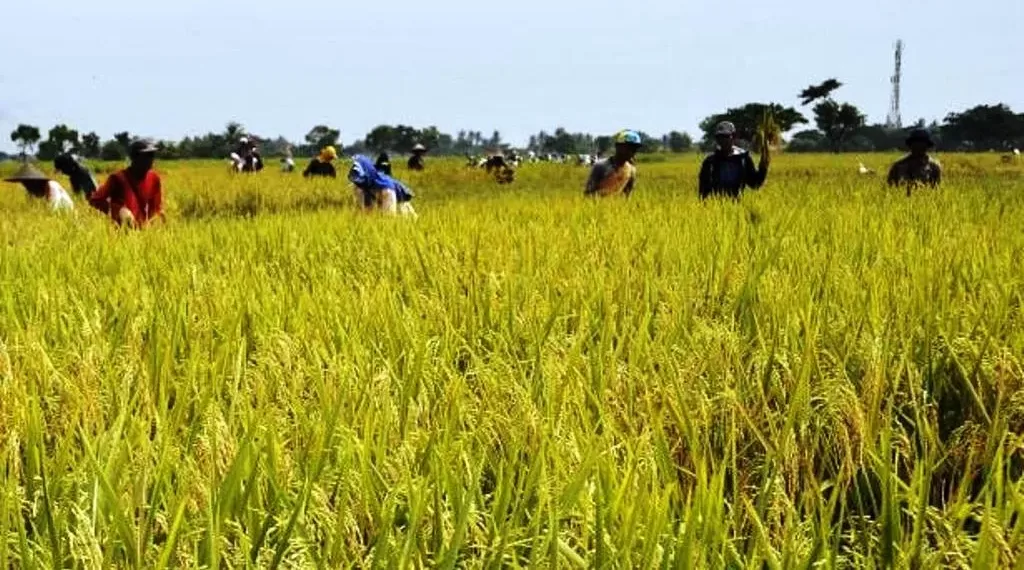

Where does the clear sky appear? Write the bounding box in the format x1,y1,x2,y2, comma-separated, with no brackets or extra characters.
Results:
1,0,1020,151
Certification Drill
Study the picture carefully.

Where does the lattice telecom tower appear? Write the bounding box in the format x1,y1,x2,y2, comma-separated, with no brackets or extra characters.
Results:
886,40,904,129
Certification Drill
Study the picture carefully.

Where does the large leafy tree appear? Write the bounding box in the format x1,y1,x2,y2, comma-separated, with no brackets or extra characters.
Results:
786,129,827,153
665,131,693,153
9,124,41,158
417,126,446,153
941,104,1024,150
365,124,434,154
813,100,865,152
392,125,423,154
80,132,101,158
799,78,864,152
699,103,807,147
365,125,406,153
37,124,81,160
113,132,132,151
543,128,579,155
100,139,126,161
305,125,341,151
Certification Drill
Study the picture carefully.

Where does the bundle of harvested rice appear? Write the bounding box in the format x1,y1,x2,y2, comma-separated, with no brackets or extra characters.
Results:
756,109,782,155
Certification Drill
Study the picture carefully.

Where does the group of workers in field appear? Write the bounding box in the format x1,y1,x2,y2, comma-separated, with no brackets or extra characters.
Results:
582,123,941,199
296,145,417,216
3,139,164,226
4,125,943,227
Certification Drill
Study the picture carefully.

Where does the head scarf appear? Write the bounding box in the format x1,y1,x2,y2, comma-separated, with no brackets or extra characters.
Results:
319,146,338,162
348,155,413,201
614,130,642,145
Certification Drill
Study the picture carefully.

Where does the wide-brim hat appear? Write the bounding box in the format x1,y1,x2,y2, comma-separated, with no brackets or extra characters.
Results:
4,163,50,182
412,144,427,152
129,138,159,154
905,129,934,147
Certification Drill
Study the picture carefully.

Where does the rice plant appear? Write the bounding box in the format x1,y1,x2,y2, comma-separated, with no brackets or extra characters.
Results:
0,154,1021,568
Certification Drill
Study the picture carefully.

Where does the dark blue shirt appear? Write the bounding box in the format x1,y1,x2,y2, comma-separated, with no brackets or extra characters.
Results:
698,147,768,199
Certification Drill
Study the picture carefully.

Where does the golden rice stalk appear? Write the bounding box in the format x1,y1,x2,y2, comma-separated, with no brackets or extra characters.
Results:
756,108,782,153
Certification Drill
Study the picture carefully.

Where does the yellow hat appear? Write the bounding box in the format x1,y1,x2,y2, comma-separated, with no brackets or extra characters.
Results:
320,146,338,161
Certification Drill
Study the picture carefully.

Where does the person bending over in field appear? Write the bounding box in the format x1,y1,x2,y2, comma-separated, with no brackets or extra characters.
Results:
280,146,297,173
698,121,769,200
54,152,98,196
4,163,74,211
231,137,264,173
89,139,163,227
584,130,640,197
407,144,427,171
348,155,416,216
887,129,941,193
303,146,338,178
483,154,516,184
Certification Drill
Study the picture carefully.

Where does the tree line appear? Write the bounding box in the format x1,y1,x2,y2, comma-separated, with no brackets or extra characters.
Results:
5,122,696,161
6,79,1023,161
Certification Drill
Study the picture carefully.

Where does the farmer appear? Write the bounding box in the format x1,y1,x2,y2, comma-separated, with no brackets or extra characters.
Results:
53,152,98,196
89,139,163,227
348,155,416,216
281,146,296,173
375,152,393,176
230,137,263,173
3,163,74,211
483,154,516,184
303,146,338,178
584,130,641,197
698,121,769,199
407,144,426,171
887,129,942,191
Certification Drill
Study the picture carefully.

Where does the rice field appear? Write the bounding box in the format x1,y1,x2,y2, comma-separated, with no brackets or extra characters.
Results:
0,153,1022,568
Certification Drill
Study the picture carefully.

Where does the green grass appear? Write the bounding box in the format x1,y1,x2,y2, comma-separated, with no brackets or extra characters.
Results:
0,154,1022,568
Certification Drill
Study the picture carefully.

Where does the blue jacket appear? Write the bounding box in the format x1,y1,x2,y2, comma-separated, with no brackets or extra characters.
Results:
348,155,413,202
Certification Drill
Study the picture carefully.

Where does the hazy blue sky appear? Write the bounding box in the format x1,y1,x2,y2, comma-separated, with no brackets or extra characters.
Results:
1,0,1020,151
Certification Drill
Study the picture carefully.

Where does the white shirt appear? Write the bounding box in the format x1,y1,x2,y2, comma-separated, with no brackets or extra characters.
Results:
46,180,74,211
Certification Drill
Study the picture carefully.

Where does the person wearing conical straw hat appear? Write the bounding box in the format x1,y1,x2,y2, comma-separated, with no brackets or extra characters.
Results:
89,139,164,227
407,143,427,171
4,163,74,211
698,121,769,200
887,128,941,192
303,145,338,178
584,130,641,197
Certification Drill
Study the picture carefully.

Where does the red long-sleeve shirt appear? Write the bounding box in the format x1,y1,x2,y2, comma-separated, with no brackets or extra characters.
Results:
90,169,163,226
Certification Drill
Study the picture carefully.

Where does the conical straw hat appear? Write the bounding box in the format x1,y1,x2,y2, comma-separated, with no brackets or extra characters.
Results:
4,163,50,182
